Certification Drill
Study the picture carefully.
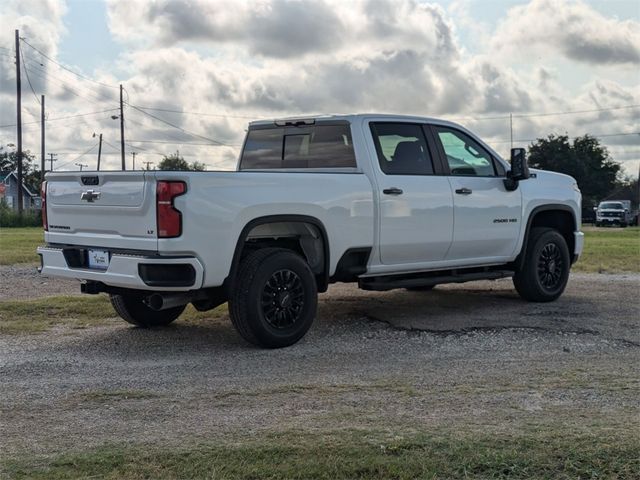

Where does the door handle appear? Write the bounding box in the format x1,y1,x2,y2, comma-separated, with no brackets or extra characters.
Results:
383,187,403,195
455,187,472,195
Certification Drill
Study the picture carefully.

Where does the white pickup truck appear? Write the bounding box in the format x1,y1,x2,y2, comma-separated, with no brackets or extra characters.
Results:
38,114,584,348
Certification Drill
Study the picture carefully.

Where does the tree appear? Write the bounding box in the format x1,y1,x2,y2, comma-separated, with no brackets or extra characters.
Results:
0,147,40,193
527,134,621,207
157,152,206,171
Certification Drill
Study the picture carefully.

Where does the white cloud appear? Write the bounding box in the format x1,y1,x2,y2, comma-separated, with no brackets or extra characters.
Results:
0,0,638,175
492,0,640,65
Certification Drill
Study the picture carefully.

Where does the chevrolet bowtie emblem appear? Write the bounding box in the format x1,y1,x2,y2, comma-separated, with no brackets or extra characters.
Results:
80,190,101,202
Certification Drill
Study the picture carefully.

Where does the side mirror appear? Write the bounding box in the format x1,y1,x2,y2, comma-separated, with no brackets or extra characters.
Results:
510,148,530,181
593,207,598,212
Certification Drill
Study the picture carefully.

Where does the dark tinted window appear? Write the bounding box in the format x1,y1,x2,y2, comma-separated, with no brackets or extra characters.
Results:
240,124,356,169
240,127,284,169
370,123,435,175
434,126,497,177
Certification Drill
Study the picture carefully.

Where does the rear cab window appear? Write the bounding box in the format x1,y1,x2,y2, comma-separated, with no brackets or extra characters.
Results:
240,122,357,170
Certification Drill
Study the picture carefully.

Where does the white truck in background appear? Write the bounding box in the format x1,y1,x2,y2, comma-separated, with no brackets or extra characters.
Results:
38,114,584,348
594,200,634,227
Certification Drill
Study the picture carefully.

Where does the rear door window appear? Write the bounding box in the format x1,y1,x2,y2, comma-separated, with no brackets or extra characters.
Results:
370,123,435,175
240,124,356,169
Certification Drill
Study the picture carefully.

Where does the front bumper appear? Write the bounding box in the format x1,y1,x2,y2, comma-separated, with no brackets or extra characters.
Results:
37,246,204,291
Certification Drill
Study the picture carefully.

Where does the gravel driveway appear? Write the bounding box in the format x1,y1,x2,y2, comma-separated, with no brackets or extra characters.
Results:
1,272,639,458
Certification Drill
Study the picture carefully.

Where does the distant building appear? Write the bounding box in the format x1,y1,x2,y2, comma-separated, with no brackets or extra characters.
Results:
0,172,41,210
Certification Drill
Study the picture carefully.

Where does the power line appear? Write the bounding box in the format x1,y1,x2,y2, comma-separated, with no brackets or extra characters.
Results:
127,139,241,146
56,143,99,169
20,38,118,90
22,65,113,107
449,103,640,122
488,132,640,144
127,103,229,145
130,104,256,120
0,108,119,129
20,48,40,106
22,63,118,106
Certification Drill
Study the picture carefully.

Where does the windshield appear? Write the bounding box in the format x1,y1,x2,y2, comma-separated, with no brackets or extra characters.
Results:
599,202,623,210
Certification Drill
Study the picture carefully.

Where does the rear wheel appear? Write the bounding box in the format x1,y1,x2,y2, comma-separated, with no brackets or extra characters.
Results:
229,248,317,348
513,228,570,302
110,293,185,327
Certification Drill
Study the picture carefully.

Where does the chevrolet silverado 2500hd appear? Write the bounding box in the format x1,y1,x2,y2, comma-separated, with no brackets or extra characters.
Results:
38,114,584,348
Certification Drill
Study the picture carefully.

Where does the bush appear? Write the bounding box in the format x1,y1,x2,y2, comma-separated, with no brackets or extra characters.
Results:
0,201,42,227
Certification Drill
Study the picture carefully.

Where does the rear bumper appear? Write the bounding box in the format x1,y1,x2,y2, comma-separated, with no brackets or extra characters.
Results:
37,246,204,291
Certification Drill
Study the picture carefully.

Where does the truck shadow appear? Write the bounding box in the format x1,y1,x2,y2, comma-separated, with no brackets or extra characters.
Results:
319,282,602,336
73,281,603,354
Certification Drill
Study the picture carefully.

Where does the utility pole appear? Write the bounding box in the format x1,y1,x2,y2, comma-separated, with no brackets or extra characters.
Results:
119,84,125,170
75,163,88,171
94,133,103,170
131,151,137,170
40,95,45,182
15,29,23,215
143,161,154,170
48,153,57,172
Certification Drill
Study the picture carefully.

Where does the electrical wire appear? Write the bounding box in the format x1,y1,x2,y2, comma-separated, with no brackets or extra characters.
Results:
488,132,640,144
126,139,241,146
56,143,99,169
129,104,256,120
0,108,119,129
20,38,118,90
20,48,40,106
127,104,229,145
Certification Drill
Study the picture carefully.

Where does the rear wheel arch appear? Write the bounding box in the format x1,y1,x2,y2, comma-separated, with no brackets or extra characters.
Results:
517,205,576,270
227,215,330,292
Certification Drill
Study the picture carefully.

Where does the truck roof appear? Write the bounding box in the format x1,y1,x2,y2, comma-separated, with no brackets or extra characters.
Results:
248,113,464,129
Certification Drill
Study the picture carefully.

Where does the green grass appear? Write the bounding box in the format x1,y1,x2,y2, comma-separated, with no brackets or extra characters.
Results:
0,226,637,271
3,428,638,479
0,295,228,334
574,226,640,273
0,226,43,265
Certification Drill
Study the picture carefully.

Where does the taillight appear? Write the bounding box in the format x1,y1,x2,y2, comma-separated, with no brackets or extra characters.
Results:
156,181,186,238
41,181,48,231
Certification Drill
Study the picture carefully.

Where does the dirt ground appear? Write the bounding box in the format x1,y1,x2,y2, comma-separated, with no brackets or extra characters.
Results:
1,272,639,458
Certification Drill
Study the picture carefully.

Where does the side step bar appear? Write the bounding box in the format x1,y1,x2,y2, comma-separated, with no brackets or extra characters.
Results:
359,268,514,291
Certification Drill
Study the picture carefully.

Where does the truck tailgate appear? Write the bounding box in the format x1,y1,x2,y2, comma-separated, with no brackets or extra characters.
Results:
44,172,157,251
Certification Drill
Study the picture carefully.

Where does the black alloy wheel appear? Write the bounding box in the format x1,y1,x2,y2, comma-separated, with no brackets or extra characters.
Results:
537,242,564,290
513,227,570,302
261,269,306,329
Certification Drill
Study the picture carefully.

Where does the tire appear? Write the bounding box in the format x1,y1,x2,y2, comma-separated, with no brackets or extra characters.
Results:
513,228,570,302
406,285,435,291
595,222,601,227
109,293,185,327
229,248,318,348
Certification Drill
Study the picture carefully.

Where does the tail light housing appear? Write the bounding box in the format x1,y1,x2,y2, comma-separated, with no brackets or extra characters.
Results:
156,181,186,238
41,181,48,231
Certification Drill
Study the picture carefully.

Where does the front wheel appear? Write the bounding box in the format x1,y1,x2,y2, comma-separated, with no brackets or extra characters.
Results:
229,248,318,348
110,293,185,327
513,228,570,302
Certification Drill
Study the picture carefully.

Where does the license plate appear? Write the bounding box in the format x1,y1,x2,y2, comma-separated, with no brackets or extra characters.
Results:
87,249,110,270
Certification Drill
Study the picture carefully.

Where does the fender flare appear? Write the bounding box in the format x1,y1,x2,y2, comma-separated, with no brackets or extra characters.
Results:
515,204,577,271
226,214,331,292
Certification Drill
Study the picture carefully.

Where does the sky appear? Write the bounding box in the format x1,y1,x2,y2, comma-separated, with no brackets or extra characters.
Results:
0,0,638,175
